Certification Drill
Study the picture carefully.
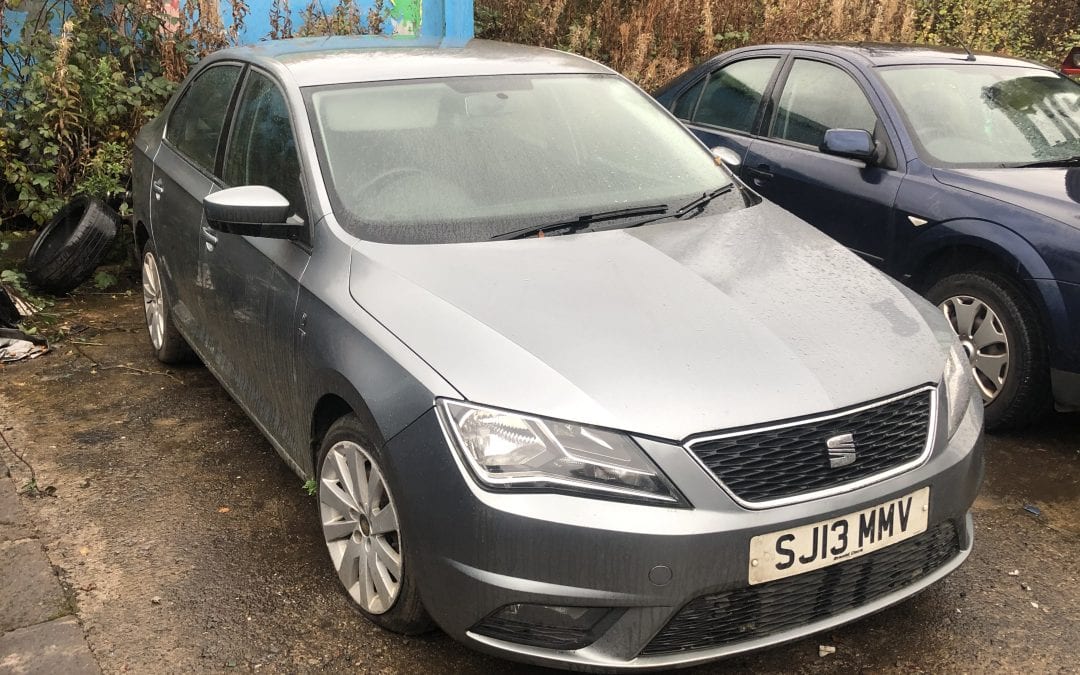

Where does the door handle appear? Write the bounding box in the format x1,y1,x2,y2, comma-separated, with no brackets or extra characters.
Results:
201,225,219,250
746,164,774,181
745,164,774,188
152,178,165,200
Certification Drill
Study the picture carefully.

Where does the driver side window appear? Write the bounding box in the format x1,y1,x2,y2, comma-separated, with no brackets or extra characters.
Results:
224,71,307,222
769,60,878,147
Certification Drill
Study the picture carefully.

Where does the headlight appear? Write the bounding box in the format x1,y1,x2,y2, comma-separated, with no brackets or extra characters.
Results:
943,340,977,438
438,400,682,505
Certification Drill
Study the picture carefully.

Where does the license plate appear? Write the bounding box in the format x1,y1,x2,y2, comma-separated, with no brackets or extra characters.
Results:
748,487,930,585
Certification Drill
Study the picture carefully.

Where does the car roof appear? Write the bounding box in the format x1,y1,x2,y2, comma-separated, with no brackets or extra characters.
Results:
737,42,1050,69
206,37,613,87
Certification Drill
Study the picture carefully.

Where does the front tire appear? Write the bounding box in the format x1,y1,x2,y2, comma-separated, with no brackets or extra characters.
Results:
926,271,1050,430
316,415,431,634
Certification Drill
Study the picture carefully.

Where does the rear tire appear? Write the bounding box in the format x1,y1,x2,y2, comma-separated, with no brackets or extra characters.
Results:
926,271,1050,431
140,240,191,364
316,415,432,635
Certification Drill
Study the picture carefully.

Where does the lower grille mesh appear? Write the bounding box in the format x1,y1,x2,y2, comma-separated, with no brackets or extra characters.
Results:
472,616,595,650
641,520,960,655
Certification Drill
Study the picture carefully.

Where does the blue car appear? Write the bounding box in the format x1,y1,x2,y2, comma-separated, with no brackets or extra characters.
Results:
655,43,1080,430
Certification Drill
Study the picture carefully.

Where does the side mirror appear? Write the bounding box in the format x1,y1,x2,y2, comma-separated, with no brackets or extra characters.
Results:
820,129,877,163
203,186,304,240
711,146,742,168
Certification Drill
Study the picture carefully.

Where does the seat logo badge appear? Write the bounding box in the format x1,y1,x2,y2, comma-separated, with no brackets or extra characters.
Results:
826,433,857,468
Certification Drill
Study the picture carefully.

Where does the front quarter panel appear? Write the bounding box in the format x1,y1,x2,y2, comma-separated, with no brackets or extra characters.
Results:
292,216,459,476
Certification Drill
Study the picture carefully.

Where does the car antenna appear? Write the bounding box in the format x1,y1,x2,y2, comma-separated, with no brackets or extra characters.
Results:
959,42,976,61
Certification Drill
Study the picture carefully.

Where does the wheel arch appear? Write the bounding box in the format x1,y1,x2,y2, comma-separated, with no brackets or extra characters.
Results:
903,220,1051,292
903,220,1080,394
134,219,150,255
308,371,386,477
903,220,1058,345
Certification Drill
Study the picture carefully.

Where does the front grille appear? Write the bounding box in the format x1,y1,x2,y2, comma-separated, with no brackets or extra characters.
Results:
641,520,960,656
688,388,933,504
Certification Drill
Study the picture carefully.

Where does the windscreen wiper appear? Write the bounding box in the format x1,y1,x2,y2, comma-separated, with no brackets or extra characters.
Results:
672,184,736,218
491,204,669,240
613,184,737,232
1010,156,1080,168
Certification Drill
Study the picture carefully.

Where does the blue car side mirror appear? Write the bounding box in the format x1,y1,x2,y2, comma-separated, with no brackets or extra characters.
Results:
820,129,877,164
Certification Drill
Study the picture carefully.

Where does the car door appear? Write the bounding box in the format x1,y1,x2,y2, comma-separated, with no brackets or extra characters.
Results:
669,55,784,166
741,55,904,265
151,63,242,346
199,68,311,449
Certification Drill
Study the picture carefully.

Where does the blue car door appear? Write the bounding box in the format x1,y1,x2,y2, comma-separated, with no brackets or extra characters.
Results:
667,53,785,166
740,55,906,266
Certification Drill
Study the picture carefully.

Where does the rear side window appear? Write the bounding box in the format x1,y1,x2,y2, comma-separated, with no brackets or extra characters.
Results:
671,78,706,120
693,58,780,132
224,71,306,220
770,59,878,147
166,65,241,173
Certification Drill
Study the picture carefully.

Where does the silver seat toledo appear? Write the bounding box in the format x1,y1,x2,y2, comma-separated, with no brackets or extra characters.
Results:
133,37,983,671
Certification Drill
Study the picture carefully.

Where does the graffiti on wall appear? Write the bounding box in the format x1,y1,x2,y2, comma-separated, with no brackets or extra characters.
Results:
388,0,421,36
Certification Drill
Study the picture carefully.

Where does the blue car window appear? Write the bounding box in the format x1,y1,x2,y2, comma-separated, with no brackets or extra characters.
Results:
166,65,241,173
694,58,779,133
672,78,706,120
880,64,1080,167
770,60,877,148
224,71,306,221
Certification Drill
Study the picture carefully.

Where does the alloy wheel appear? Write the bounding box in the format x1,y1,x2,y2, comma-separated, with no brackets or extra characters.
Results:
319,441,402,614
142,251,165,351
939,294,1010,403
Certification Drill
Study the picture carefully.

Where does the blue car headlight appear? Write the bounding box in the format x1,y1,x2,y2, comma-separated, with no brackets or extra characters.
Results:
438,400,681,505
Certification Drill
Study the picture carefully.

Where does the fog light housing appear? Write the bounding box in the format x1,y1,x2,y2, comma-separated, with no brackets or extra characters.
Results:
471,603,618,650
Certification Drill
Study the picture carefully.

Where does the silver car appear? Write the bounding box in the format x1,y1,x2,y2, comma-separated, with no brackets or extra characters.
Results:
132,38,984,671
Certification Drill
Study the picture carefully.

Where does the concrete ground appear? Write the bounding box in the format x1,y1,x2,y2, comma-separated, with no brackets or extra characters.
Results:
0,437,99,673
0,290,1077,674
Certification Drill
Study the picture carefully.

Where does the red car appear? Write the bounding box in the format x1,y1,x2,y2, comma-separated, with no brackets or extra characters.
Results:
1062,46,1080,78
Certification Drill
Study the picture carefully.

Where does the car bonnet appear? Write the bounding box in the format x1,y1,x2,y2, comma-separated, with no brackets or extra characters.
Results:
933,167,1080,230
347,202,947,441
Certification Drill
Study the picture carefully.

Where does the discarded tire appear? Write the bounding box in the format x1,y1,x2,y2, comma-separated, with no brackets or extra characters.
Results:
24,196,119,295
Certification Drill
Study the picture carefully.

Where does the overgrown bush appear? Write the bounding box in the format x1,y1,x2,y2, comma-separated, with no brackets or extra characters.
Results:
0,0,399,232
475,0,1080,90
0,0,227,228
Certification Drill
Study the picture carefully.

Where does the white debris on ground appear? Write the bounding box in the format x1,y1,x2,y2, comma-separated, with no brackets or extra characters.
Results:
0,283,49,363
819,645,837,657
0,337,48,362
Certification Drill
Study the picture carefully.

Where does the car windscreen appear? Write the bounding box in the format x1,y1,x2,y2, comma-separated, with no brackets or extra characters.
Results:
305,74,737,244
879,64,1080,167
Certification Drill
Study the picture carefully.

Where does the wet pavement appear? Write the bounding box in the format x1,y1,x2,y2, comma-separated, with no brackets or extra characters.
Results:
0,290,1077,673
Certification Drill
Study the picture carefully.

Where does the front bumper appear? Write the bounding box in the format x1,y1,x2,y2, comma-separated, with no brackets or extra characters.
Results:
1033,279,1080,409
382,392,983,671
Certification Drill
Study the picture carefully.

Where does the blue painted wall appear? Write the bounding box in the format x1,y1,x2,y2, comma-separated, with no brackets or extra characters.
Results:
2,0,473,49
237,0,474,44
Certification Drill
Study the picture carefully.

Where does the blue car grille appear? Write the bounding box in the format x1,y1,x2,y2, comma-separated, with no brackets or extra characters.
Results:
640,519,961,656
687,388,934,505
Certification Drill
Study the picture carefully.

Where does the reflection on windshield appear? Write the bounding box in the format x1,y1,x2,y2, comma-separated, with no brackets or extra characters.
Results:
880,65,1080,167
307,74,733,244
